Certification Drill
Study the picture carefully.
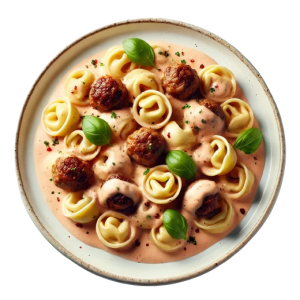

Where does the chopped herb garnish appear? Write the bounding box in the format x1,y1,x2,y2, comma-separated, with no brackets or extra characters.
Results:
51,191,55,194
71,167,76,171
82,81,86,84
182,104,191,109
112,162,116,166
158,51,163,55
44,141,49,147
148,143,153,150
58,150,62,154
52,138,59,146
187,236,197,245
146,215,152,219
163,51,169,57
111,111,117,119
91,59,98,68
210,87,215,93
175,51,180,57
199,109,202,114
100,62,104,66
49,178,53,181
181,59,186,64
201,119,207,124
194,126,200,131
143,168,150,175
116,187,120,191
185,120,189,124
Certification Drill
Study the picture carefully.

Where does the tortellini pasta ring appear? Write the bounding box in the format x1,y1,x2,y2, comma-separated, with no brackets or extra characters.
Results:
142,165,182,204
62,191,100,223
221,98,254,137
218,163,255,199
202,135,237,176
133,90,172,129
96,211,136,249
194,195,234,234
41,98,80,136
102,45,137,78
64,129,101,160
199,65,236,102
65,69,95,105
151,222,184,252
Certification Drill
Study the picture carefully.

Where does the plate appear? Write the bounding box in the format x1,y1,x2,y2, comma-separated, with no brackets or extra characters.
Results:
15,18,285,284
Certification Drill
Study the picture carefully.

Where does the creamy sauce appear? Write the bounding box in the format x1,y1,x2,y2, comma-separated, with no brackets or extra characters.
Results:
34,41,265,263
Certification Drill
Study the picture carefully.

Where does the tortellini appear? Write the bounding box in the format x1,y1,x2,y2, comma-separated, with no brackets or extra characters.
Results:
218,163,255,199
65,69,95,105
162,121,197,150
93,146,133,181
124,69,163,100
64,129,101,160
199,135,237,176
142,165,182,204
62,191,100,223
199,65,236,102
102,45,137,78
41,98,80,136
194,196,234,234
96,211,136,249
220,98,254,137
132,90,172,129
151,222,184,252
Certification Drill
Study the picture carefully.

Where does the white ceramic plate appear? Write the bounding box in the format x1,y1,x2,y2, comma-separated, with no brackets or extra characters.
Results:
15,18,285,284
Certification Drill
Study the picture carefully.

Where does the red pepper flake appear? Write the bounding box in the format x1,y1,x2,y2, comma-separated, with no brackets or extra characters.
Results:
167,132,171,138
57,197,60,202
135,239,141,246
200,64,205,69
146,243,149,247
215,84,219,88
74,85,77,90
79,246,82,249
190,59,195,63
154,213,160,219
195,228,200,233
240,208,246,215
254,156,257,160
75,223,83,228
144,201,151,207
46,147,52,152
184,247,187,251
86,231,89,234
181,51,184,56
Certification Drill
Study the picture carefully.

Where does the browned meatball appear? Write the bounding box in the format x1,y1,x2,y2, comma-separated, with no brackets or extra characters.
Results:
198,99,225,121
52,156,93,191
106,174,134,211
126,127,165,167
89,75,128,112
162,64,200,100
195,193,222,219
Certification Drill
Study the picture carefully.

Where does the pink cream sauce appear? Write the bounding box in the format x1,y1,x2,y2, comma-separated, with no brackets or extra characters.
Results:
34,41,265,263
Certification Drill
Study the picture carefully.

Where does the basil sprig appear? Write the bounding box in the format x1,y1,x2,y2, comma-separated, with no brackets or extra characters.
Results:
82,115,112,146
163,209,188,240
122,38,157,69
233,127,263,154
166,150,197,180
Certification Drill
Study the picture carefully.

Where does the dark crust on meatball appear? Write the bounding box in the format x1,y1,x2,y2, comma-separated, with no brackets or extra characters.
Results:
126,127,165,167
195,193,222,219
198,99,225,121
162,64,200,100
89,75,128,112
105,174,134,211
52,156,93,192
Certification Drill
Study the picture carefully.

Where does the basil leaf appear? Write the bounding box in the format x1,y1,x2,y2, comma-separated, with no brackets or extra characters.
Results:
163,209,188,240
166,150,197,180
233,127,263,154
122,38,157,68
82,116,112,146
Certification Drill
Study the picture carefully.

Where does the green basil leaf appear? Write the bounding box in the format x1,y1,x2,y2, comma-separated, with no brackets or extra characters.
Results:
233,127,263,154
166,150,197,180
163,209,188,240
122,38,157,68
82,115,112,146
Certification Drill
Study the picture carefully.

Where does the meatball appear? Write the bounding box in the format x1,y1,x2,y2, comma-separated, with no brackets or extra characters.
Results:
126,127,165,167
106,175,134,211
195,193,222,219
198,99,225,121
52,156,93,191
162,64,200,100
89,75,128,112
